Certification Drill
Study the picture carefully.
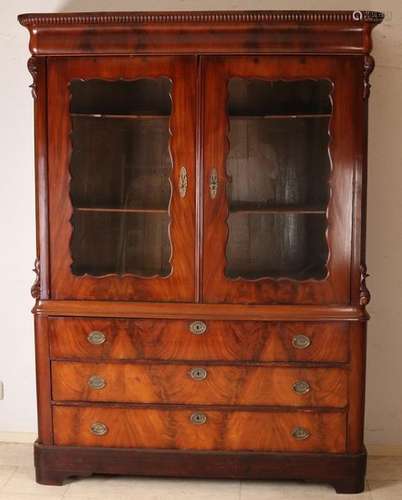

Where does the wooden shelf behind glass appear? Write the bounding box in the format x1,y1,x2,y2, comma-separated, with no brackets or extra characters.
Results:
75,207,168,214
229,203,327,214
230,113,331,120
71,113,170,120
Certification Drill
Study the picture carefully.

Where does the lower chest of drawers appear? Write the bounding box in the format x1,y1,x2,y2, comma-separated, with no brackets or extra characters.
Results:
48,317,351,453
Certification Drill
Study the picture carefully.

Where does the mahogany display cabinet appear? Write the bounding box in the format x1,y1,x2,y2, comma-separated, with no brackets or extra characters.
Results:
19,10,383,493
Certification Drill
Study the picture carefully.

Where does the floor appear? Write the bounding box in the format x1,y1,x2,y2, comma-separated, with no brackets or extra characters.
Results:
0,444,401,499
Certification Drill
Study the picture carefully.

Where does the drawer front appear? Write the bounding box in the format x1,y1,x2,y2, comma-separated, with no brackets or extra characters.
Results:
53,406,346,452
49,318,349,363
52,362,347,407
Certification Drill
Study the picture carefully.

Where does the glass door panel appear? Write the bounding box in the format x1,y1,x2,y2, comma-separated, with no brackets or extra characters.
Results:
226,78,332,281
202,56,355,304
48,56,196,301
69,79,172,277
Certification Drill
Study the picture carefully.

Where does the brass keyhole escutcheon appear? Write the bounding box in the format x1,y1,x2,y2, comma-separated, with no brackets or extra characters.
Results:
189,321,207,335
291,427,311,441
293,380,311,395
189,367,207,381
190,412,207,425
87,330,106,345
292,334,311,350
88,375,106,390
90,422,108,436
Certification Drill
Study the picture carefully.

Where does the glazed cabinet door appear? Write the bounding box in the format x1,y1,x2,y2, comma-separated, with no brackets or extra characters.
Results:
202,56,360,304
47,57,196,301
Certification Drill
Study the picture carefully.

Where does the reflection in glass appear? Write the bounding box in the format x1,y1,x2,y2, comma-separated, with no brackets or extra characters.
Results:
225,79,332,281
69,79,173,277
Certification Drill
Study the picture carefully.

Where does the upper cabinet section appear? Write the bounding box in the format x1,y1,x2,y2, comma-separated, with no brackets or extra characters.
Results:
19,11,383,56
47,56,197,301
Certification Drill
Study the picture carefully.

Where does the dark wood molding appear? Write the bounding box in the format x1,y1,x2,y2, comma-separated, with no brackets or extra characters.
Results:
363,55,375,99
31,257,40,299
359,264,371,306
34,300,368,321
18,10,383,56
34,441,367,494
18,10,384,26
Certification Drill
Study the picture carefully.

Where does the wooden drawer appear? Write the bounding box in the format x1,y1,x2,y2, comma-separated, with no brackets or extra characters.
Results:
53,406,346,452
52,362,347,407
49,318,349,363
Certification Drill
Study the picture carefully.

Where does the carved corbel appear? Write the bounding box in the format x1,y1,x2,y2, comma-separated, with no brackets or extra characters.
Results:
363,55,375,100
360,264,371,306
31,258,40,299
27,56,38,100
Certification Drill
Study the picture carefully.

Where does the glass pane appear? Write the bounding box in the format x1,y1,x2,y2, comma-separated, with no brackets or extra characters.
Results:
69,79,172,277
225,78,332,281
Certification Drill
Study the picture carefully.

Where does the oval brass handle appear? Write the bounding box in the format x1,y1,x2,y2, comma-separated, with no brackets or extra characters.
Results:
209,168,218,199
90,422,108,436
292,334,311,350
291,427,311,441
88,375,106,390
190,412,207,425
87,330,106,345
293,380,311,395
189,321,207,335
189,367,207,381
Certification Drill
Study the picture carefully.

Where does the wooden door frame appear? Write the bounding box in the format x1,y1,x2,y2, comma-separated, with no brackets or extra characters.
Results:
47,56,197,301
202,55,361,305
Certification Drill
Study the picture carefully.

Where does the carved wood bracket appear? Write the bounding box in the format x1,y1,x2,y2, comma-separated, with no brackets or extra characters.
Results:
360,264,371,306
27,56,38,100
363,55,375,100
31,258,40,299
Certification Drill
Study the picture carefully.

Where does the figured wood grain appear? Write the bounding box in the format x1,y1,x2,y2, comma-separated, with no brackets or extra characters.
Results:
53,406,346,452
47,56,197,301
52,361,347,407
18,11,383,57
49,318,349,363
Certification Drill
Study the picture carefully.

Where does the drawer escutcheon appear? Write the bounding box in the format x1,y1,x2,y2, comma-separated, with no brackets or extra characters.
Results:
190,412,207,425
292,334,311,350
293,380,311,395
189,367,208,381
87,331,106,345
189,321,207,335
88,375,106,390
291,426,311,440
90,422,108,436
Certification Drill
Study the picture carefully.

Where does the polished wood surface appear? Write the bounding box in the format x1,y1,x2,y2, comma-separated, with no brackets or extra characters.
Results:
47,56,197,301
36,301,367,321
49,318,349,363
20,9,381,492
19,11,383,57
52,362,347,407
53,406,346,452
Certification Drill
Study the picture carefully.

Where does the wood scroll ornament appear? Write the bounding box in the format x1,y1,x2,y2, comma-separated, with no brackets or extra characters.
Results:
360,264,371,306
27,56,38,100
31,258,40,299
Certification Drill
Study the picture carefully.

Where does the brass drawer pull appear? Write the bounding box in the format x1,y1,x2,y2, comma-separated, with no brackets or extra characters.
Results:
88,375,106,390
179,166,188,198
189,367,207,381
291,427,311,441
292,334,311,350
189,321,207,335
293,380,311,395
209,168,218,199
190,412,207,425
90,422,108,436
87,330,106,345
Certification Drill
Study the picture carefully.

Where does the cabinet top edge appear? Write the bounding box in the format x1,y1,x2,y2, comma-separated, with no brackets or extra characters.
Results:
18,10,384,28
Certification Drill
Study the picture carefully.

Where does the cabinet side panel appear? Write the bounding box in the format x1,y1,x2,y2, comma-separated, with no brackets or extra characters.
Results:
34,315,53,444
347,321,366,452
30,57,49,299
